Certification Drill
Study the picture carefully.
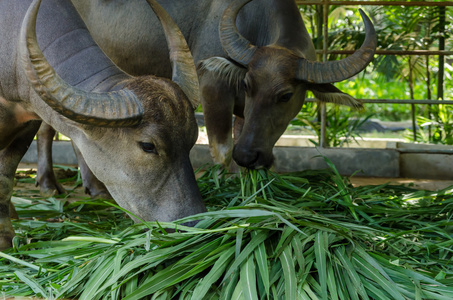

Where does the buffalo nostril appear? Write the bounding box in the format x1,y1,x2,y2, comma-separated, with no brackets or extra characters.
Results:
233,145,260,168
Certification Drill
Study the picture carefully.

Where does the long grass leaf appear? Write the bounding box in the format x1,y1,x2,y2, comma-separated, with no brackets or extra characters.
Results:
352,254,405,300
224,230,268,280
79,256,115,300
254,232,270,297
192,246,235,300
241,255,258,300
279,245,297,300
231,278,245,300
326,261,339,300
0,252,46,272
122,264,194,300
335,247,369,300
315,231,328,300
14,271,48,298
221,269,240,300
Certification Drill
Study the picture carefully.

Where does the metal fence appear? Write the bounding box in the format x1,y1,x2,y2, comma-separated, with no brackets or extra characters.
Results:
295,0,453,147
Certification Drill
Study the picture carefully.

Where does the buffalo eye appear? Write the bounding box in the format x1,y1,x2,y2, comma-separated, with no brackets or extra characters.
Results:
139,142,157,154
279,93,293,103
241,80,249,93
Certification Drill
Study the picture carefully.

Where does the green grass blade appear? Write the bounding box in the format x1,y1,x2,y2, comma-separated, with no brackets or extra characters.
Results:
231,278,245,300
224,230,268,280
314,231,328,300
124,274,138,298
62,236,120,244
301,281,320,300
79,256,115,300
241,255,258,300
122,264,193,300
0,251,46,272
326,261,339,300
254,232,270,297
352,254,405,300
335,247,369,300
279,245,297,300
221,269,240,300
192,246,235,300
14,271,48,298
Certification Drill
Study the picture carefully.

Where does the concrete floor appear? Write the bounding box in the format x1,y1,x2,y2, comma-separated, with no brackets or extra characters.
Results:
349,176,453,191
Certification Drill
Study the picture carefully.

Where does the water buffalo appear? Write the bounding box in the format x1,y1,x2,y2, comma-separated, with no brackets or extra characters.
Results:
37,0,376,195
0,0,206,249
73,0,376,169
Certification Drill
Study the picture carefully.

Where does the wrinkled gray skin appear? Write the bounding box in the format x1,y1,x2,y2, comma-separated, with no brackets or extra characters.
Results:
37,0,376,195
0,0,206,249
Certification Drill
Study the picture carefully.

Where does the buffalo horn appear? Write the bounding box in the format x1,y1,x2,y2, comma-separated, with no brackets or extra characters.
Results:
145,0,200,109
295,9,377,83
219,0,257,66
19,0,143,127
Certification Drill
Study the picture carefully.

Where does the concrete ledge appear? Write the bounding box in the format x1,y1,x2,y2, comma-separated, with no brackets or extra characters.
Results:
22,141,399,178
272,146,399,177
22,141,78,165
20,141,452,179
190,144,400,177
400,153,453,180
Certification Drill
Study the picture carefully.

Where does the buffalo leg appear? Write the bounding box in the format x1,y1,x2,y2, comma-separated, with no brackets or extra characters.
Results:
72,143,111,199
199,73,236,169
36,122,65,196
0,121,41,250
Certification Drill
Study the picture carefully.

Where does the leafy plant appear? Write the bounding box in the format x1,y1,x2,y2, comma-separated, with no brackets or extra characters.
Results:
406,104,453,144
293,102,374,147
299,4,453,136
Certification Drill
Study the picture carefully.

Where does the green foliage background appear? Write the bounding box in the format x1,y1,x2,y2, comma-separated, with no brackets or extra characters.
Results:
296,4,453,144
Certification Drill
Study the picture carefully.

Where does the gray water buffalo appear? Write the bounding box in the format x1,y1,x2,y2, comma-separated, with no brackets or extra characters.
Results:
0,0,206,249
73,0,376,169
37,0,376,195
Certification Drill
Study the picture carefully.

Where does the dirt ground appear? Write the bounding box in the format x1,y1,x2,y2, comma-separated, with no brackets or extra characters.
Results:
349,176,453,191
15,163,88,200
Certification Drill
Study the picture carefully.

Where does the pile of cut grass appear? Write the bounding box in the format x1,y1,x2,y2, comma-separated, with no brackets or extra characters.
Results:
1,162,452,299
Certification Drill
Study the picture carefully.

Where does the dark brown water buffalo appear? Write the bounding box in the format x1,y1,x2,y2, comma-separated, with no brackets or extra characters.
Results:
37,0,376,195
0,0,206,249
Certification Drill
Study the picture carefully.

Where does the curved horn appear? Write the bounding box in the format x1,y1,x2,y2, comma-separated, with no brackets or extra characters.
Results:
19,0,143,127
219,0,257,66
145,0,200,109
296,9,377,84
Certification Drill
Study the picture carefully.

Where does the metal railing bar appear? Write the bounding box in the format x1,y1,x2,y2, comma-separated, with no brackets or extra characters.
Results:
306,98,453,105
317,50,453,56
397,149,453,154
320,0,330,148
296,1,453,7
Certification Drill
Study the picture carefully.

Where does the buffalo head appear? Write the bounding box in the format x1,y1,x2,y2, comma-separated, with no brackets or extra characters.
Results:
19,0,206,225
217,0,377,169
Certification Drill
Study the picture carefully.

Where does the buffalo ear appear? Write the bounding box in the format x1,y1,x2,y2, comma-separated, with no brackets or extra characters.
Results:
197,57,247,93
307,83,363,110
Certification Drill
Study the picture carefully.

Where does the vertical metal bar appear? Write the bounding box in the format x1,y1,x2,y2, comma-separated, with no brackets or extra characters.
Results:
426,55,432,140
322,0,328,62
320,0,329,148
316,4,323,138
411,103,417,141
409,59,417,141
320,103,328,147
316,5,323,53
438,6,446,101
